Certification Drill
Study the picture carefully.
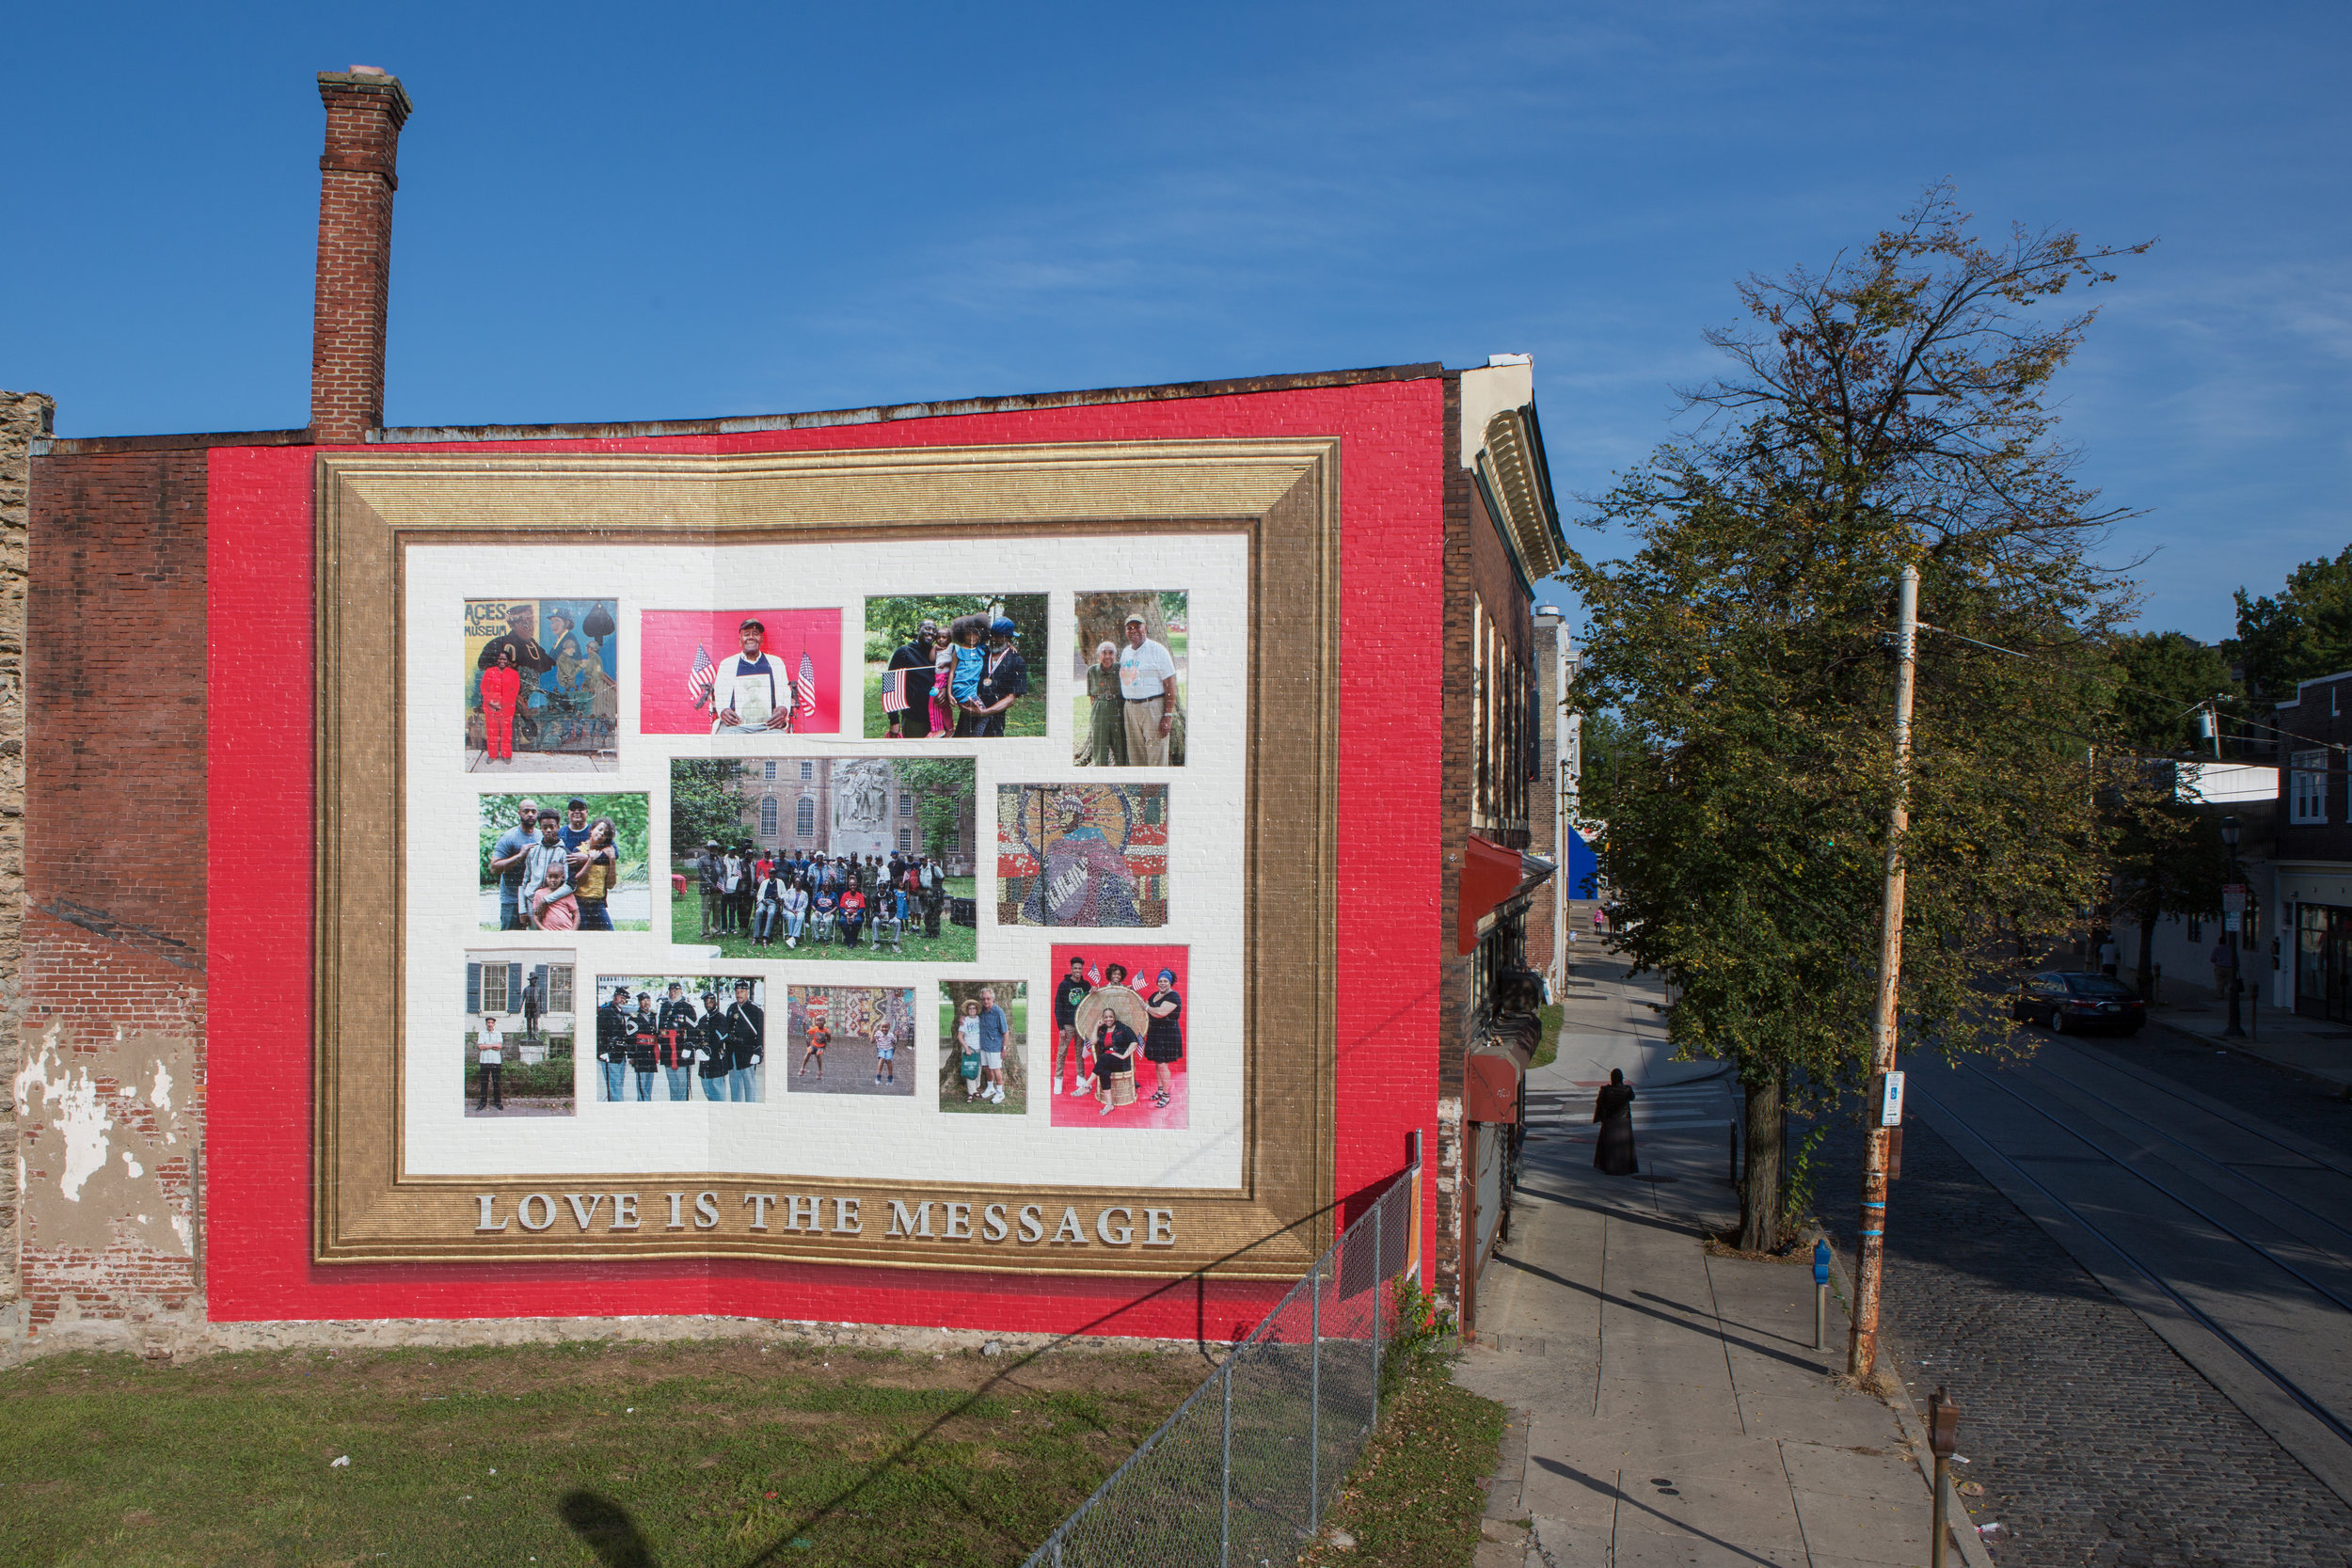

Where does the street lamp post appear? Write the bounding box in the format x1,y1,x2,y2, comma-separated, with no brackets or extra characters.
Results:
2222,816,2246,1039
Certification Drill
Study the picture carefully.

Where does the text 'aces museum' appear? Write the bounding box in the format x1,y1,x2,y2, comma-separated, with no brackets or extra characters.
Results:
2,68,1565,1355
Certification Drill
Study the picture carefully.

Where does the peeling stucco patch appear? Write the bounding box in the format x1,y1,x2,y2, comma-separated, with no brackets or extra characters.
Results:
14,1024,199,1257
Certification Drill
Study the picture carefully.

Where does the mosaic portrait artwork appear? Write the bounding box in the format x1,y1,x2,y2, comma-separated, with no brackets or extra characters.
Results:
465,597,620,769
785,986,918,1098
995,784,1169,928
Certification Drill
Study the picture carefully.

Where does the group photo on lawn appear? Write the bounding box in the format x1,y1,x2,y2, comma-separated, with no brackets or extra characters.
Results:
786,986,917,1097
639,608,843,737
464,596,620,770
1046,945,1188,1129
478,792,652,931
669,756,978,962
1071,591,1186,767
864,594,1048,739
592,974,768,1103
463,950,579,1117
939,980,1027,1116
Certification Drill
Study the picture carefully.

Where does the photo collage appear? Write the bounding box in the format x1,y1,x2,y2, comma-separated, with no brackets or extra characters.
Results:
455,588,1195,1139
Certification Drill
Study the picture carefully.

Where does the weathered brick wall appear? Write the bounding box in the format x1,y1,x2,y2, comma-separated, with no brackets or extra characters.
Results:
15,446,209,1339
1436,374,1472,1315
310,72,409,441
0,389,54,1327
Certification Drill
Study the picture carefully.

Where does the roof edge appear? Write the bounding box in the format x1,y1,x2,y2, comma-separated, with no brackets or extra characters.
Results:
365,362,1447,446
36,428,312,457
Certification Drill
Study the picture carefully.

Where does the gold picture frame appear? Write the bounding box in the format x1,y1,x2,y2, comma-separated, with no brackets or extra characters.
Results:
312,438,1341,1275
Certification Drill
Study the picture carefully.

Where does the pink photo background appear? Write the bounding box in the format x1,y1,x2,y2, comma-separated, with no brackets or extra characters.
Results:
1049,943,1188,1130
639,608,843,735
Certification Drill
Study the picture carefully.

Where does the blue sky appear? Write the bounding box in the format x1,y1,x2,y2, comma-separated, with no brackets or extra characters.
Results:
5,2,2344,641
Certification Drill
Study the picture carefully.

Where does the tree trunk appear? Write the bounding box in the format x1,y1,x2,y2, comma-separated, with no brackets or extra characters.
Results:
1738,1068,1786,1252
2134,888,2160,999
1074,592,1172,676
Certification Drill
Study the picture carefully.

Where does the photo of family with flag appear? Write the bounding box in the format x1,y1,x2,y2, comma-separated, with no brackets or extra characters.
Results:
637,608,843,736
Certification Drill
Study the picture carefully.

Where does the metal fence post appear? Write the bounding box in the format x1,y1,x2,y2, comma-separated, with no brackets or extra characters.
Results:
1311,1258,1323,1535
1371,1196,1383,1431
1219,1360,1232,1568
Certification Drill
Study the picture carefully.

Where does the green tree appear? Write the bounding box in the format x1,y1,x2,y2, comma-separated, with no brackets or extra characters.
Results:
668,761,746,863
893,757,977,862
2235,546,2352,705
2111,630,2238,753
1568,185,2148,1250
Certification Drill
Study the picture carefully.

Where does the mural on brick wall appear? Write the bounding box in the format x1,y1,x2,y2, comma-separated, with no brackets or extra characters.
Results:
372,518,1263,1259
466,597,619,769
996,784,1168,927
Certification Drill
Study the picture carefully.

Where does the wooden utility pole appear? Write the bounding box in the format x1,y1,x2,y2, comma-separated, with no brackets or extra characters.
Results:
1848,564,1918,1379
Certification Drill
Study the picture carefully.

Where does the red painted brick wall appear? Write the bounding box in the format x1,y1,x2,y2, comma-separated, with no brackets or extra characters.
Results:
21,450,210,1326
203,376,1449,1334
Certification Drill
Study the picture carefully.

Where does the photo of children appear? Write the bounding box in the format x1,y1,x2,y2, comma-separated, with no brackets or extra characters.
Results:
938,980,1027,1115
591,975,767,1102
465,950,578,1117
478,793,651,931
996,784,1168,928
787,986,916,1098
668,757,978,962
863,594,1049,739
1048,945,1187,1129
1072,592,1187,767
640,609,843,736
465,598,619,770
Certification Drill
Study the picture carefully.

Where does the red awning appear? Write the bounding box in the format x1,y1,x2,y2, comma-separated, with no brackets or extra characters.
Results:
1459,833,1528,955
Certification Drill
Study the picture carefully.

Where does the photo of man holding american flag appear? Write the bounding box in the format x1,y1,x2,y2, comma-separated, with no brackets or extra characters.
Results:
639,608,842,736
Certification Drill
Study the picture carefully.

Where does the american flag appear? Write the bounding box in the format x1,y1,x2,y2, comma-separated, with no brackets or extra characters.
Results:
686,641,715,706
796,651,818,719
880,668,907,714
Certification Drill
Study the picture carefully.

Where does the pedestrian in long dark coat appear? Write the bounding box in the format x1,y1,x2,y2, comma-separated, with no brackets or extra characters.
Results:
1593,1069,1639,1175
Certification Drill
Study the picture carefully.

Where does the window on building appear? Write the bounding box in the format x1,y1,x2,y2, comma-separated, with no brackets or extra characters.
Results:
800,760,814,781
548,964,574,1015
760,796,779,836
898,827,913,852
796,796,815,837
480,963,508,1016
899,791,913,817
763,760,776,780
2292,750,2328,824
2185,914,2201,943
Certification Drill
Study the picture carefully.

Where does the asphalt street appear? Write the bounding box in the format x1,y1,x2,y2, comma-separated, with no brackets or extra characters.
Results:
1815,1019,2352,1566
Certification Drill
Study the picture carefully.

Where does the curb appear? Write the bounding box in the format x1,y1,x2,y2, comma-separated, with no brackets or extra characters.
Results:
1814,1229,1998,1568
2144,1016,2352,1098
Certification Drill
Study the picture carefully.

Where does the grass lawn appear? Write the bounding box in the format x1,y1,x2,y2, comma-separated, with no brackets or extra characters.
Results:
863,667,1047,740
0,1339,1203,1568
672,898,977,964
1531,1002,1563,1070
1298,1356,1508,1568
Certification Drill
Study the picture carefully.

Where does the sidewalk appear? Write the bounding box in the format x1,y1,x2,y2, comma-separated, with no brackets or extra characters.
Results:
2137,985,2352,1092
1455,952,1980,1567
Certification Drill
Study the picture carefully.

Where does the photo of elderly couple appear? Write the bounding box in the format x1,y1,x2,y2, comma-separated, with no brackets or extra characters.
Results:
592,975,768,1102
478,793,652,931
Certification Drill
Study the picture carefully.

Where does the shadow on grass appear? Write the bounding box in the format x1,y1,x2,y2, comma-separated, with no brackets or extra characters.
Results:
562,1490,658,1567
725,1166,1416,1568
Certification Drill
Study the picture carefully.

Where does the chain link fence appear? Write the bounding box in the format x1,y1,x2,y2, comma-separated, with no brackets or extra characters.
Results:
1025,1159,1422,1568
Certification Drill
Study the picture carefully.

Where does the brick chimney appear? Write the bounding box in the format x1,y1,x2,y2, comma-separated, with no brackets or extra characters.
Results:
310,68,412,443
